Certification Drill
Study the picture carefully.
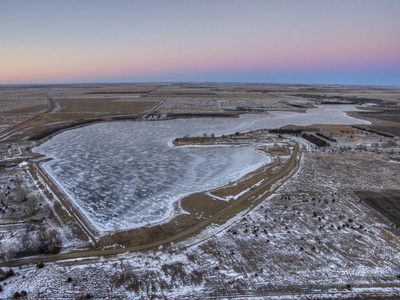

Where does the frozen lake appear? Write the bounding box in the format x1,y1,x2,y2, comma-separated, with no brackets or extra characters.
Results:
34,105,370,232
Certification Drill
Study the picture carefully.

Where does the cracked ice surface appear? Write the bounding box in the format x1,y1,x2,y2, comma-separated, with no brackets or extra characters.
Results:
33,105,369,232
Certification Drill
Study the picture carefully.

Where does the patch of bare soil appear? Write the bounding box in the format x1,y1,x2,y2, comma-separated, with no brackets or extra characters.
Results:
368,125,400,137
355,190,400,228
358,109,400,124
84,84,162,94
55,98,158,113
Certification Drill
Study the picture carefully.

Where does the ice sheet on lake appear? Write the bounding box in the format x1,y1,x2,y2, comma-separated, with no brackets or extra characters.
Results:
33,105,369,232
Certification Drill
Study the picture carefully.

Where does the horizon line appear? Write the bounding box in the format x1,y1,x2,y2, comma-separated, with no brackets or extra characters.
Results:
1,81,399,88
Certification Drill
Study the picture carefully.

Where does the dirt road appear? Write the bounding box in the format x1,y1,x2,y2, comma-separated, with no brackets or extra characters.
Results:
0,94,54,142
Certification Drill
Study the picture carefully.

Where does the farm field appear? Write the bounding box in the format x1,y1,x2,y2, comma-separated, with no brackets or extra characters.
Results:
0,83,400,298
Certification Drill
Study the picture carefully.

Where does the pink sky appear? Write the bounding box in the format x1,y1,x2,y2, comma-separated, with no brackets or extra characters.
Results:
1,0,399,85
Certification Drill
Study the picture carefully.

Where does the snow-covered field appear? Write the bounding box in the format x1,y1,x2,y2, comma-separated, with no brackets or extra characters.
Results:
3,147,400,299
33,105,370,232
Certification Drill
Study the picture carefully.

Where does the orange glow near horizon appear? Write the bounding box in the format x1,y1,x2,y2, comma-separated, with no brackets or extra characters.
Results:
1,1,399,85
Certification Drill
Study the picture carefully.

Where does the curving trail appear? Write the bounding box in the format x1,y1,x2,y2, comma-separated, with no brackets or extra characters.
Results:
0,94,54,142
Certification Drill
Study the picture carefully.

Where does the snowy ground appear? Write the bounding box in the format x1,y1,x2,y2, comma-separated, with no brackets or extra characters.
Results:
0,162,87,262
1,84,399,298
1,100,400,298
2,143,400,299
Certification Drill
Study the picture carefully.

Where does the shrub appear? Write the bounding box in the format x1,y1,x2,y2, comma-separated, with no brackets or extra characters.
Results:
301,133,329,147
0,268,14,281
268,128,303,135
